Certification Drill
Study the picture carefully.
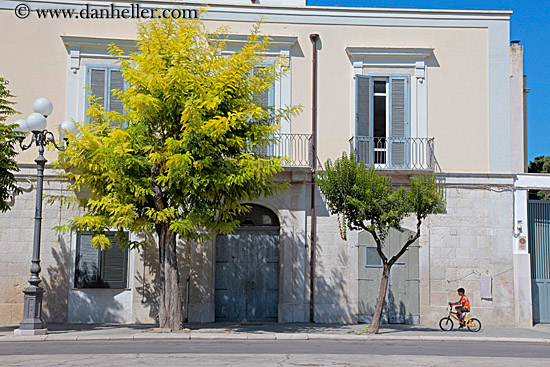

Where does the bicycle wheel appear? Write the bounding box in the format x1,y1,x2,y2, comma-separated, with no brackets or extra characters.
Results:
439,317,454,331
467,318,482,332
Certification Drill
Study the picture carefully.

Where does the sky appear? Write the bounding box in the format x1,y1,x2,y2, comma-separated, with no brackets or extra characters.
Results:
308,1,549,162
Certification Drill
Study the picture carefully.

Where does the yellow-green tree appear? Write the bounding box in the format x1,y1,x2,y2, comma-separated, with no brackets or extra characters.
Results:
54,16,299,329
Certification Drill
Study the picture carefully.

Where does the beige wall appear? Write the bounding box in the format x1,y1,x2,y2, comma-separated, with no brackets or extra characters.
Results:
510,43,527,173
1,11,490,172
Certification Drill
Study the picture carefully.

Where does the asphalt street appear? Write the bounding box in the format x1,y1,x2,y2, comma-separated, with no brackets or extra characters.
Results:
0,340,549,366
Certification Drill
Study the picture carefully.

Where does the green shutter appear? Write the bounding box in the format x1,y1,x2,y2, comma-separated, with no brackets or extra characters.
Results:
109,70,125,114
75,233,101,288
389,76,410,168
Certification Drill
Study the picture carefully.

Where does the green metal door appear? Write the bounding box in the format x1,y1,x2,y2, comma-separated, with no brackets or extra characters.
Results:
215,230,279,322
214,204,280,322
358,228,419,324
528,200,550,323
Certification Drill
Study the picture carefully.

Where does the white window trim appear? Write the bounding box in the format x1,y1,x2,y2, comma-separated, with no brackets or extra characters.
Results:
62,36,136,125
347,47,433,141
63,34,296,134
69,229,136,291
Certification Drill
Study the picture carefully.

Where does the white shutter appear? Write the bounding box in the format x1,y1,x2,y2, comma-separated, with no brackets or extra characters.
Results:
355,75,372,165
389,76,410,168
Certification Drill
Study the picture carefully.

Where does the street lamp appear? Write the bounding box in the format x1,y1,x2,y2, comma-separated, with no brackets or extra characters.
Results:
14,98,78,336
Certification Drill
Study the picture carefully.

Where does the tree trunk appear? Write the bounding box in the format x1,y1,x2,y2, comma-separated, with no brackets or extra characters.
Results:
369,263,391,334
157,223,183,330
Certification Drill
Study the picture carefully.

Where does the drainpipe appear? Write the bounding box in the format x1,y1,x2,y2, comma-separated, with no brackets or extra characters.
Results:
309,33,319,323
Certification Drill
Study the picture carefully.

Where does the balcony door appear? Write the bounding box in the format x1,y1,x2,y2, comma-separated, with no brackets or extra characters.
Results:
355,75,410,169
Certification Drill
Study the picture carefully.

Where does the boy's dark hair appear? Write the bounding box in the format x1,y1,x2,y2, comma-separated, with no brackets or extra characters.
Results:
457,288,465,293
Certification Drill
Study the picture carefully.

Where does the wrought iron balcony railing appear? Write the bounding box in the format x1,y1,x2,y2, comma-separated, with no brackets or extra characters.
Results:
350,136,435,171
254,133,312,168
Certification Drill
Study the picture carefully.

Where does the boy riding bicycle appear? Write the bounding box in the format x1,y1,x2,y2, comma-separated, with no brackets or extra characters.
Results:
449,287,470,328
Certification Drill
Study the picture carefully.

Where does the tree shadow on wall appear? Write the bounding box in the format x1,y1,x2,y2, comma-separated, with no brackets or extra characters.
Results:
41,235,125,325
41,235,71,323
133,232,190,323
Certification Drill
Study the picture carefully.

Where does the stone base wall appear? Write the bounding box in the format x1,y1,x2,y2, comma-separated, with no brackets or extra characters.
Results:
0,168,79,325
419,175,516,326
0,171,523,326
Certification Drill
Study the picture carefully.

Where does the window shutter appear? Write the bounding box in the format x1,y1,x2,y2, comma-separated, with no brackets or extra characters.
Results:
90,68,107,108
100,233,128,289
109,70,125,114
253,67,274,108
389,76,410,168
355,75,372,165
75,233,100,288
255,88,270,108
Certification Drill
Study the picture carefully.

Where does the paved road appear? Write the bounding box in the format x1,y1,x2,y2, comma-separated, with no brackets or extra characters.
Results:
1,340,549,366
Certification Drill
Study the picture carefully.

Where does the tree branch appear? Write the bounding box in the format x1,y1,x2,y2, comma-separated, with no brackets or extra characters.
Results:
362,223,388,265
151,163,166,212
389,215,422,267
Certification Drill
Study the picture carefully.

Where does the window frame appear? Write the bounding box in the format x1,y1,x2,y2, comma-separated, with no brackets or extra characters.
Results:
354,73,411,168
74,231,129,289
85,64,127,123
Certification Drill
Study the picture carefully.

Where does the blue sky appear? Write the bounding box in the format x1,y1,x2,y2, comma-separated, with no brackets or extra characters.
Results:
308,1,548,162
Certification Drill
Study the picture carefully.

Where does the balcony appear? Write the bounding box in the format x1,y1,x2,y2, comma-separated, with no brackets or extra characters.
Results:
350,136,436,171
254,133,312,168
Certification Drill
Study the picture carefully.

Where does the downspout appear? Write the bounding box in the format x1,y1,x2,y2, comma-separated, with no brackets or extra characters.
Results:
309,33,319,323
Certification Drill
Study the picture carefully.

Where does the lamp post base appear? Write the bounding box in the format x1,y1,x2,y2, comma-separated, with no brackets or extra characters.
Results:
16,284,47,335
14,328,48,336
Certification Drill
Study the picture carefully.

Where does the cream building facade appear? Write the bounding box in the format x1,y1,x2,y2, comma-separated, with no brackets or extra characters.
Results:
0,1,536,327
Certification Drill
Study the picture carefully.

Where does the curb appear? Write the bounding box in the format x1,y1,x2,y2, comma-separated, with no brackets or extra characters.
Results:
1,332,550,344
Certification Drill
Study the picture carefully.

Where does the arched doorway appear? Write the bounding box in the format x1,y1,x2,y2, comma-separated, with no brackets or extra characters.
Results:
214,204,280,322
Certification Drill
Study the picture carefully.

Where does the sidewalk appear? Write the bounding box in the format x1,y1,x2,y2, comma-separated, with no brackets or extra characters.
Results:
1,322,550,343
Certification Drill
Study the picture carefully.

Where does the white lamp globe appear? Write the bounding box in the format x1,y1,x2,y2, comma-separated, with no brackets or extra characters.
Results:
26,113,47,132
59,120,78,139
14,119,30,136
33,98,53,117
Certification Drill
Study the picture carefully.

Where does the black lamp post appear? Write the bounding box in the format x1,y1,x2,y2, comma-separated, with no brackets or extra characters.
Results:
13,98,77,336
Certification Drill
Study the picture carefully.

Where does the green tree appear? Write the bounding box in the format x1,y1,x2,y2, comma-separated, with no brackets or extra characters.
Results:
527,156,550,199
0,77,20,213
316,153,445,334
528,156,550,173
54,16,299,329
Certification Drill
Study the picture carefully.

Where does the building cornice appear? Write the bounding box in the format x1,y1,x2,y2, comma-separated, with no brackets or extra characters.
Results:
0,1,512,22
346,47,433,59
61,35,137,50
209,34,297,49
61,35,137,73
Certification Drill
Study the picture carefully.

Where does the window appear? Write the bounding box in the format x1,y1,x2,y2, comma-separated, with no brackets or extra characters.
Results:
74,232,129,289
86,65,125,122
365,246,383,268
253,66,275,109
253,66,277,157
355,74,410,168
